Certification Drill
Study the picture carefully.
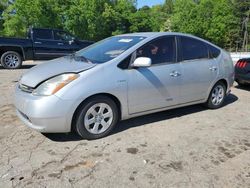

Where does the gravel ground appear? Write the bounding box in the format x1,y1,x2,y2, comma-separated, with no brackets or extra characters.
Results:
0,61,250,188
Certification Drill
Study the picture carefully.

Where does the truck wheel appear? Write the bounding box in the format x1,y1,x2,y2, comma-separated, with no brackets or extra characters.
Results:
1,51,22,69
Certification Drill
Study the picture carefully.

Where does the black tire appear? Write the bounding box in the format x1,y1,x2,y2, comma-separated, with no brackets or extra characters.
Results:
1,51,22,69
73,96,119,140
205,81,226,109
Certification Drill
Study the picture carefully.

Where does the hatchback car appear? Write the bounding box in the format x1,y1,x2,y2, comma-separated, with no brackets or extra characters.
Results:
15,32,234,139
235,58,250,86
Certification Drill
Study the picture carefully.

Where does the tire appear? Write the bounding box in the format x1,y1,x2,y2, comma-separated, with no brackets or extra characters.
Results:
73,96,119,140
205,81,226,109
1,51,22,69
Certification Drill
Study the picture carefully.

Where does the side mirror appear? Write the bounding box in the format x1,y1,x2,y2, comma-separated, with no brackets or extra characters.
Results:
69,39,75,45
132,57,152,68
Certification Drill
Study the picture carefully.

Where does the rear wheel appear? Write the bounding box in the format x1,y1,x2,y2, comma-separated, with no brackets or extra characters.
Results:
1,51,22,69
73,96,119,140
205,81,226,109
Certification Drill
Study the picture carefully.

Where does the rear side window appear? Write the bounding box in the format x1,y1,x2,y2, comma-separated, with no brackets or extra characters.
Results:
33,29,53,40
208,44,220,58
180,36,209,61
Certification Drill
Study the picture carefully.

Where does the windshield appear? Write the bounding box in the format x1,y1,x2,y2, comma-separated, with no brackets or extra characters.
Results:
75,36,146,64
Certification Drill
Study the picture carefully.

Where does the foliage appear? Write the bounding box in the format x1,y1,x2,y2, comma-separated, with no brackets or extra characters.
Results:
0,0,9,35
0,0,248,50
169,0,240,49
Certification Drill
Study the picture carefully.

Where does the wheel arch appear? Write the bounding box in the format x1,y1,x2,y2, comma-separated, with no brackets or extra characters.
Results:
217,78,228,90
206,78,229,101
0,46,25,61
71,93,122,131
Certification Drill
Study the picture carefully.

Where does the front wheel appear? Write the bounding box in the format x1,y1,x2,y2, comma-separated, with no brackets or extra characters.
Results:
205,82,226,109
1,51,22,69
74,96,119,140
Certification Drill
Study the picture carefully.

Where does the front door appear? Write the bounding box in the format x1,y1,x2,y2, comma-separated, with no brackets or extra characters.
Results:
127,36,182,114
33,29,63,60
53,30,80,54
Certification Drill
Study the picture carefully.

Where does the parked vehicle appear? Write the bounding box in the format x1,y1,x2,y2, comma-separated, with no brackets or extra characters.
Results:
14,32,234,139
235,58,250,86
0,28,94,69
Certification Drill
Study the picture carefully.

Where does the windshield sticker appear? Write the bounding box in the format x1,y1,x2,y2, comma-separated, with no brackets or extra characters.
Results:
118,39,133,43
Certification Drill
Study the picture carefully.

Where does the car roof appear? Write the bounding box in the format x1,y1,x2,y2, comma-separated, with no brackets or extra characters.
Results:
118,32,196,38
118,32,221,50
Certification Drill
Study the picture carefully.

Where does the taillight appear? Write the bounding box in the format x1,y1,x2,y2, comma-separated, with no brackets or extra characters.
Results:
236,61,241,67
236,61,247,68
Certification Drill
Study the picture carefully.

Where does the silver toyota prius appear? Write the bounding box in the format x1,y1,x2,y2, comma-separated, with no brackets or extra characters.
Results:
15,32,234,139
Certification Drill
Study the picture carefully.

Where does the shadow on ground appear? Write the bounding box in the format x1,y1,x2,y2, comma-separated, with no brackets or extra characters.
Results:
235,85,250,91
44,93,238,142
0,64,36,70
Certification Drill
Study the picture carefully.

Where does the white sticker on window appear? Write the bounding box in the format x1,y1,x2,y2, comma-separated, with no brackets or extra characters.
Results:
118,39,133,43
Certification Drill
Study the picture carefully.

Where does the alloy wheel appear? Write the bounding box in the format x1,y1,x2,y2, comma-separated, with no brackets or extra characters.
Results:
211,85,225,106
84,103,113,134
4,53,20,68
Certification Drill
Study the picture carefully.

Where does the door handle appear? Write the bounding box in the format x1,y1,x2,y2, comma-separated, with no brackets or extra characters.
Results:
58,43,64,45
34,41,42,44
170,71,181,77
209,66,218,71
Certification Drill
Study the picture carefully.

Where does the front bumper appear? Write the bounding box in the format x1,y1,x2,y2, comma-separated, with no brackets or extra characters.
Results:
14,85,76,133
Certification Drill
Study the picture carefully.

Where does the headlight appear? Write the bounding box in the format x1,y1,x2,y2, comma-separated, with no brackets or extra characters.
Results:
32,73,79,96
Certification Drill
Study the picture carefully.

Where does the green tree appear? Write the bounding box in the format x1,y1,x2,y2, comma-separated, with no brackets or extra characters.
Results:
129,4,166,32
231,0,250,51
151,4,167,31
102,0,136,36
129,6,153,32
62,0,110,41
0,0,9,35
63,0,137,40
2,0,63,37
169,0,239,49
163,0,174,14
204,0,239,49
169,0,197,33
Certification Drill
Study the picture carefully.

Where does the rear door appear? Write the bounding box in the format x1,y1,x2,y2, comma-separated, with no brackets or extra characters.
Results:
127,36,182,114
178,36,219,103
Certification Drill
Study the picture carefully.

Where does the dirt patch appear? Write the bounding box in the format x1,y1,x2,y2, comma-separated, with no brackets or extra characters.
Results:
0,63,250,187
126,148,139,154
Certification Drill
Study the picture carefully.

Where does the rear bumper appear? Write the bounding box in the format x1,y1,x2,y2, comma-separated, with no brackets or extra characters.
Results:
235,73,250,84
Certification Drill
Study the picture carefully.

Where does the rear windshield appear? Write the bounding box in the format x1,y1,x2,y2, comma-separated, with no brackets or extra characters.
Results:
76,36,146,64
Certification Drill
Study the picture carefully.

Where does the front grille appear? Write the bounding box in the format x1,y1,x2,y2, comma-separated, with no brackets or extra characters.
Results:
19,83,34,93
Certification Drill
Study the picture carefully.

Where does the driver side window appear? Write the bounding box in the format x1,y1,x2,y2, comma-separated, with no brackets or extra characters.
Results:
54,30,74,41
136,36,176,65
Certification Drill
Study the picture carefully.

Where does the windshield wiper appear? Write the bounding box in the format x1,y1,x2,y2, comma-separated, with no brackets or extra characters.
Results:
69,53,93,64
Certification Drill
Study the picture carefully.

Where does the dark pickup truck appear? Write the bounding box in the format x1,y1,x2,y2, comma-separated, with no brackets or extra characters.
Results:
0,28,94,69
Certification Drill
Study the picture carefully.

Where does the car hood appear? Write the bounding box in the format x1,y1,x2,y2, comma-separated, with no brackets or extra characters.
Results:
20,56,96,88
